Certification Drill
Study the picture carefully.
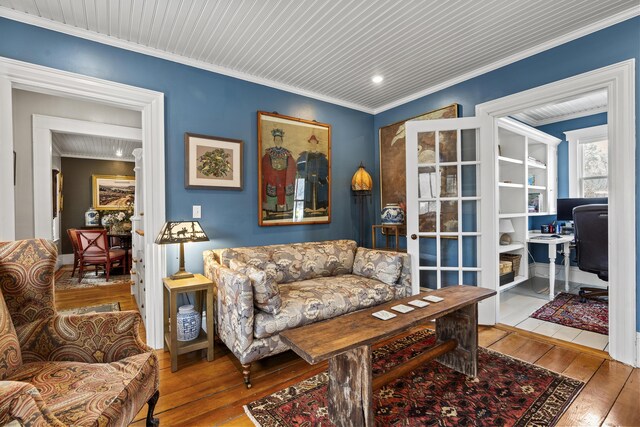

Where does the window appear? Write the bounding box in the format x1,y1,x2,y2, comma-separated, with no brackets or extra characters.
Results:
565,124,608,198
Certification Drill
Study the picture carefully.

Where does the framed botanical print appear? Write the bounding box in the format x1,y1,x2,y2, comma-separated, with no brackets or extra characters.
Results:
258,111,331,226
379,103,459,208
92,174,135,210
185,133,243,190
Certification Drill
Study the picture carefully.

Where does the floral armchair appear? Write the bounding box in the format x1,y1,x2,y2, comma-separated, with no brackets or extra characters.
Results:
0,239,159,426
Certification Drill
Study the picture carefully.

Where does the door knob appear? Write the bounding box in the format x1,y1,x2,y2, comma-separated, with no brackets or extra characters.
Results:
410,234,417,240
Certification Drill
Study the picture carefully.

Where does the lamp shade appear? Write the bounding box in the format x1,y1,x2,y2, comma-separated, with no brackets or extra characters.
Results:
499,219,515,233
351,162,373,191
155,221,209,244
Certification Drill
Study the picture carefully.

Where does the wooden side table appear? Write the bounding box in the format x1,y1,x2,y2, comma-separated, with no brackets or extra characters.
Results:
163,274,214,372
371,224,404,251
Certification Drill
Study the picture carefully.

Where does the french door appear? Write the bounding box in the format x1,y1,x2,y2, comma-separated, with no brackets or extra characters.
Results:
405,117,494,323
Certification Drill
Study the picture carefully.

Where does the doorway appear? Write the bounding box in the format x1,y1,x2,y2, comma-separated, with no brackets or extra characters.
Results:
0,56,166,349
477,60,636,366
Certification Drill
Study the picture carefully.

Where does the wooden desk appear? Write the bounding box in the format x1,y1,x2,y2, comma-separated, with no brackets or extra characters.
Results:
280,285,495,427
163,274,215,372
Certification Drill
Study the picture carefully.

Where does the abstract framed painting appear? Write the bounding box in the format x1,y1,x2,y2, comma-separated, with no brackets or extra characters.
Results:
92,174,135,210
258,111,331,226
184,133,244,190
379,103,459,209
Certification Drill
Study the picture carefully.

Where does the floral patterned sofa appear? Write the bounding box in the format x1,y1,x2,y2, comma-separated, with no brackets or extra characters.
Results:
203,239,411,387
0,239,159,426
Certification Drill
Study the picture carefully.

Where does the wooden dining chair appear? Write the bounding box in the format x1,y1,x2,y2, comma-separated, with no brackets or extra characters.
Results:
66,228,81,277
76,229,126,282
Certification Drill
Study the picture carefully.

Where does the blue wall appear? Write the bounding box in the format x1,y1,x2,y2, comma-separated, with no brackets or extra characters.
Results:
373,17,640,330
0,18,375,273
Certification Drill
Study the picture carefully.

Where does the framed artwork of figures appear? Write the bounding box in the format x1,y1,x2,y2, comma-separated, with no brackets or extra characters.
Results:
258,111,331,226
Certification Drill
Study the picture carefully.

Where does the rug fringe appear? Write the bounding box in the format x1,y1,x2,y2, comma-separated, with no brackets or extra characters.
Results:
243,405,262,427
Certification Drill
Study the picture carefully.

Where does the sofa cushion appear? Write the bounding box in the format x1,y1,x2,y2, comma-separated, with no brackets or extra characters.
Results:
0,288,21,380
230,259,282,314
253,275,396,339
352,248,403,285
9,352,157,426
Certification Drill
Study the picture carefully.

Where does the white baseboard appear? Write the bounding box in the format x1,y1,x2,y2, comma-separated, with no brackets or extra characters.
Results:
637,332,640,367
59,253,74,266
528,262,608,288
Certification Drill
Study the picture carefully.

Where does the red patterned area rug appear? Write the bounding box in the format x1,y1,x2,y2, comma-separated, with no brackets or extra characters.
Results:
244,330,583,427
531,292,608,335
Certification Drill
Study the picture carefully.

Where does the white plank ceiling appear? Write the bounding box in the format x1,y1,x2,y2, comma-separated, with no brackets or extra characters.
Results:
1,0,638,112
512,89,608,126
52,132,141,161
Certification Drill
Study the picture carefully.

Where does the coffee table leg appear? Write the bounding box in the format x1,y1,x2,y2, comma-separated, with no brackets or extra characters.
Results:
328,345,373,427
436,303,478,377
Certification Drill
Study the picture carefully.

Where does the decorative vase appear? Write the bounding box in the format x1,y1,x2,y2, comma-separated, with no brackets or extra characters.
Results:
381,203,405,225
85,207,99,227
176,305,201,342
101,215,110,228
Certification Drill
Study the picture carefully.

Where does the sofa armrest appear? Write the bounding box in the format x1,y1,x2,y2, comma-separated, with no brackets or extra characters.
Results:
396,252,412,297
204,258,255,358
354,247,412,298
0,381,64,426
17,311,151,364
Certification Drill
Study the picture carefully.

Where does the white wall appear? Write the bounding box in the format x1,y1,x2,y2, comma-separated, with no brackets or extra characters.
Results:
12,89,141,239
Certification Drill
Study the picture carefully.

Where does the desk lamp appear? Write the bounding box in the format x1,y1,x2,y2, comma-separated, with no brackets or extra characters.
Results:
499,219,515,245
155,221,209,279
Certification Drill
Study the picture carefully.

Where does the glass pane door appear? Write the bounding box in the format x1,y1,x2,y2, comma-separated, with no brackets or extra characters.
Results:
406,118,482,294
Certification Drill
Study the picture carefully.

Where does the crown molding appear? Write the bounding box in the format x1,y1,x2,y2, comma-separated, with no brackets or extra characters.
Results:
1,5,638,116
372,6,640,114
0,7,374,114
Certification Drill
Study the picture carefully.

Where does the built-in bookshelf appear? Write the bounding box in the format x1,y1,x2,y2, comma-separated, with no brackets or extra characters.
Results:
496,117,560,291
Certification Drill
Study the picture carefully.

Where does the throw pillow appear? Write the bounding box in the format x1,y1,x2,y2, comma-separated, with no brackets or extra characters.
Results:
352,248,403,285
229,259,282,314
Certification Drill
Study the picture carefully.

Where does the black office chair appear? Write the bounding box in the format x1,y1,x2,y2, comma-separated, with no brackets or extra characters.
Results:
573,204,608,302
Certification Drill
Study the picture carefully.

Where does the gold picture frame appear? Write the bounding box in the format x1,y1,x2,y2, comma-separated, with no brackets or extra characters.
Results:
92,174,135,210
258,111,331,226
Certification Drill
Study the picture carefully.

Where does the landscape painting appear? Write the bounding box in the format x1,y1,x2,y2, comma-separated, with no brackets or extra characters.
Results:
92,175,135,210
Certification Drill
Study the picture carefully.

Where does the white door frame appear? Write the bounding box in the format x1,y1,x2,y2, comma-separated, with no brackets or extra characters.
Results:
0,56,166,349
32,115,142,241
477,59,636,366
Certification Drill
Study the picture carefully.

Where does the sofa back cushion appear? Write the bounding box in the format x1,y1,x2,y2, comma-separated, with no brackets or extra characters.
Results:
229,259,282,314
216,240,357,284
352,248,403,285
0,287,22,380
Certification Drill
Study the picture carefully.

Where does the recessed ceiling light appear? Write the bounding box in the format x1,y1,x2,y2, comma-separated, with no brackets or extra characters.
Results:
372,75,384,84
115,149,123,157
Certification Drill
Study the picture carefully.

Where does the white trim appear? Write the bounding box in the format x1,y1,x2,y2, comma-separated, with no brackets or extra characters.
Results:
32,115,142,240
58,153,135,162
476,60,636,366
529,262,609,288
566,124,609,197
1,6,639,115
0,56,166,349
637,332,640,367
59,253,74,265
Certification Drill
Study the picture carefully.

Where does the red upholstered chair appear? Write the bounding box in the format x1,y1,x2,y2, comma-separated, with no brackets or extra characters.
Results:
66,228,81,277
76,229,126,281
0,239,159,426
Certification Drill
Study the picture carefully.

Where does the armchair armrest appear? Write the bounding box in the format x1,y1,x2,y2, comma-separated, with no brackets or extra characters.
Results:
0,381,64,426
206,259,255,359
17,311,151,364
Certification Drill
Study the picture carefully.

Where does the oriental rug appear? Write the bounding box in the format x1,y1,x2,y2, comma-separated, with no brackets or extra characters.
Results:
55,267,132,290
245,329,583,426
531,292,608,335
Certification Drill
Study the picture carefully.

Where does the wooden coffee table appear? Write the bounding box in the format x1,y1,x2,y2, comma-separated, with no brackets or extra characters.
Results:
280,285,496,427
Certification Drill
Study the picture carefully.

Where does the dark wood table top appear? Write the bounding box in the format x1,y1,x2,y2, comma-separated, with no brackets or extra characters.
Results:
280,285,496,364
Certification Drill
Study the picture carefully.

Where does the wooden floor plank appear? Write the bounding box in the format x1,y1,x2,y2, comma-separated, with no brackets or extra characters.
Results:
487,332,529,354
602,369,640,427
534,346,579,373
507,338,554,363
557,360,632,426
478,325,509,347
561,353,605,383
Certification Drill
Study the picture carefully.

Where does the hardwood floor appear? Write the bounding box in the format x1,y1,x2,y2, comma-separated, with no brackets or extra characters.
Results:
55,283,639,427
